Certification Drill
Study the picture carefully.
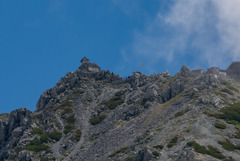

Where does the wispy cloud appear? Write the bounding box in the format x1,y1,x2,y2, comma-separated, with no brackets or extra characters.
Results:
116,0,240,70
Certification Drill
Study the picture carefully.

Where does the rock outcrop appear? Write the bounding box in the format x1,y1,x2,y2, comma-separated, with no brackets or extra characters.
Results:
0,108,31,160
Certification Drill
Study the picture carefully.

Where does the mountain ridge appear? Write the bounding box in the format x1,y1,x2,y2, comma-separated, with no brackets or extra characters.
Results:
1,61,240,161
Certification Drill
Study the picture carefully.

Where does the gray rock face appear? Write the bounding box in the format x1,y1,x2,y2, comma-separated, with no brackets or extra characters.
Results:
18,150,40,161
161,78,184,103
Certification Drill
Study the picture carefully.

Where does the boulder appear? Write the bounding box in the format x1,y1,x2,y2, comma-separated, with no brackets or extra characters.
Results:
12,127,22,137
144,84,159,101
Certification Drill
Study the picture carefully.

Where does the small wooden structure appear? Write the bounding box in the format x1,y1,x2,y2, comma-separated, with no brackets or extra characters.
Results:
80,57,90,64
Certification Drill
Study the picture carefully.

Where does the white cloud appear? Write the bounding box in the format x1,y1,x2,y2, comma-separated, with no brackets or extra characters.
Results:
118,0,240,70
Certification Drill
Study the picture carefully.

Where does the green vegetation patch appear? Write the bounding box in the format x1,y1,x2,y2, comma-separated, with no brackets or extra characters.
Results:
57,100,73,109
214,123,226,129
90,115,106,125
48,131,62,141
64,150,71,156
66,115,76,124
99,93,124,110
167,136,178,148
208,145,226,159
153,145,164,149
40,133,50,143
109,147,128,157
235,130,240,139
227,85,239,92
13,146,21,153
45,148,52,154
40,157,48,161
49,120,55,123
71,129,82,141
218,139,240,151
61,107,73,115
25,140,49,152
152,151,160,156
205,102,240,128
90,133,100,140
220,88,233,95
30,128,43,135
64,125,74,134
174,109,189,117
69,90,85,99
220,80,231,85
187,141,226,159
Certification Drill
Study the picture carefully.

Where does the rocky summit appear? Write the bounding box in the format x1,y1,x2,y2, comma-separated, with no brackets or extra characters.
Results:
1,62,240,161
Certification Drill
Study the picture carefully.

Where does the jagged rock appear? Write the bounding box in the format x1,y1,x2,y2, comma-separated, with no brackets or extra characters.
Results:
132,147,153,161
95,70,105,80
162,70,171,77
180,65,190,76
0,108,31,160
8,108,31,136
18,150,40,161
36,90,52,111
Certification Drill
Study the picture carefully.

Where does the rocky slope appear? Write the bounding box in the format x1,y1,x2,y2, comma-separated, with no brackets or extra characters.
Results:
1,62,240,161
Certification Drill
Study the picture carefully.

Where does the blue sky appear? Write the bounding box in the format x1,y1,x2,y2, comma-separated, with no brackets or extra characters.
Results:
1,0,240,113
